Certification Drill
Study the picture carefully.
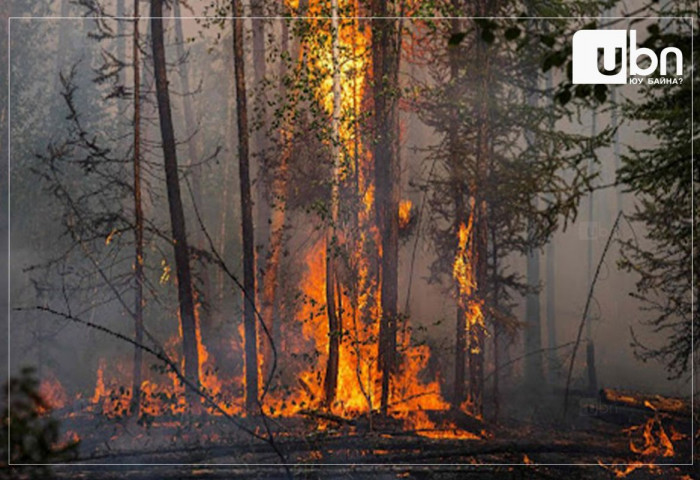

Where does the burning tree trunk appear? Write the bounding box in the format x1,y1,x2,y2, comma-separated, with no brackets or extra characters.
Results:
371,0,401,415
232,0,259,413
467,33,491,417
323,1,342,409
446,15,467,409
448,15,488,417
150,0,201,409
130,0,144,416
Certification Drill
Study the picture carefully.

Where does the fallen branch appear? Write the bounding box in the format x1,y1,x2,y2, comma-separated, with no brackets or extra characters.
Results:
564,211,622,416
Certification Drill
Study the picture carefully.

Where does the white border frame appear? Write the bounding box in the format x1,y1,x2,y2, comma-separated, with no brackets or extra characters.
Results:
6,15,695,468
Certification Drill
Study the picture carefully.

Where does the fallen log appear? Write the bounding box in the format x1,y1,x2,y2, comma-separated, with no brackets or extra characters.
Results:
599,389,691,417
298,409,356,425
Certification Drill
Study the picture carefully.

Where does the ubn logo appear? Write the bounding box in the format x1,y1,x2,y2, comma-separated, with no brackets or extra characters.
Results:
572,30,683,84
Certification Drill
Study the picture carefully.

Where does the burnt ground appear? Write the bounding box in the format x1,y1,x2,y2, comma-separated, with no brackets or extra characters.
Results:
5,389,696,479
5,461,698,480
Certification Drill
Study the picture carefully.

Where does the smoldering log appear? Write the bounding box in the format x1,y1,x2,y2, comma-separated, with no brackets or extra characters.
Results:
599,388,691,418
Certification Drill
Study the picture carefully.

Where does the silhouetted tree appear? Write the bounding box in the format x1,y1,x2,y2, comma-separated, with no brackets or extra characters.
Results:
151,0,201,409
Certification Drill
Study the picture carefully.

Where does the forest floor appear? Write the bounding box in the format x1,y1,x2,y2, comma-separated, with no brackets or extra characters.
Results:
6,390,696,479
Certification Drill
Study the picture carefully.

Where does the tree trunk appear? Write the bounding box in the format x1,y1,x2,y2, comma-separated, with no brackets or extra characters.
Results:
491,230,500,420
544,71,557,383
217,45,235,306
524,240,543,386
232,0,259,414
471,202,487,416
150,0,200,410
468,30,491,416
583,111,597,392
261,16,296,378
371,0,401,415
447,13,467,409
251,0,270,292
130,0,144,417
523,19,543,389
172,1,213,340
323,0,342,409
116,0,125,103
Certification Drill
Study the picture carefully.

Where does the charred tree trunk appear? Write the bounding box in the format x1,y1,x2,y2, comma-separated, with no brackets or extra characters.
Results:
584,112,598,395
250,0,273,381
232,0,259,413
545,71,557,383
523,17,543,389
150,0,200,409
323,1,342,409
130,0,144,417
491,230,501,420
371,0,401,415
471,214,487,418
173,1,211,325
251,0,270,292
217,46,235,306
468,30,491,417
323,253,340,408
447,14,467,409
116,0,125,91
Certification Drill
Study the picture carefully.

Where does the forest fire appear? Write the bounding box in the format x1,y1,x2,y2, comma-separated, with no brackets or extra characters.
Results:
58,1,470,439
6,0,694,475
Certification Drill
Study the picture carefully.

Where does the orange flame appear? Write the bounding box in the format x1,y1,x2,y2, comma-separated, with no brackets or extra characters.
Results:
600,410,676,477
73,4,478,442
398,199,412,228
453,213,486,352
38,373,67,414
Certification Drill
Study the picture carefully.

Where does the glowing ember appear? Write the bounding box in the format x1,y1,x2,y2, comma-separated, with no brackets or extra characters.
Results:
600,409,676,478
37,373,67,414
398,199,412,228
404,410,480,440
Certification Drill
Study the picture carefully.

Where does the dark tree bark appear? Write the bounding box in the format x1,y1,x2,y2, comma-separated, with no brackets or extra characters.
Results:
251,0,270,288
470,65,489,419
173,0,212,333
323,0,342,410
150,0,200,409
523,19,544,389
250,0,274,382
130,0,144,416
447,13,467,409
116,0,125,93
232,0,259,413
371,0,401,415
